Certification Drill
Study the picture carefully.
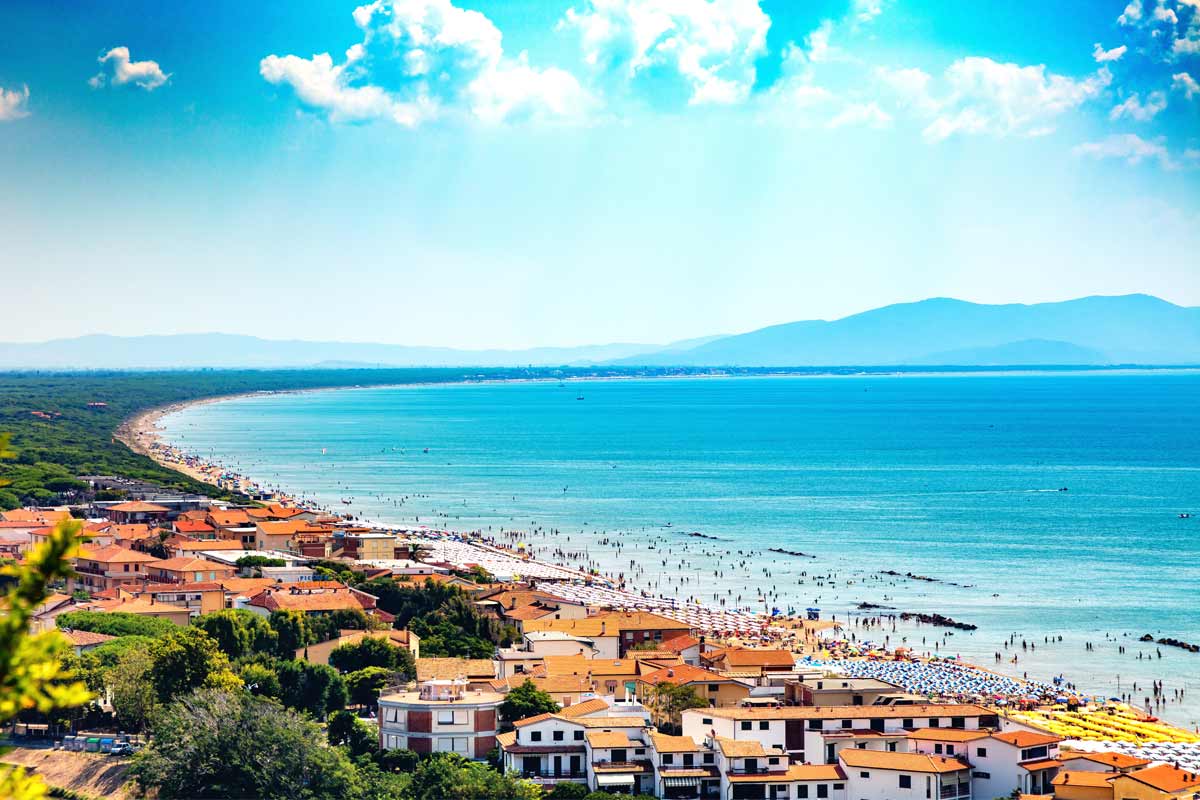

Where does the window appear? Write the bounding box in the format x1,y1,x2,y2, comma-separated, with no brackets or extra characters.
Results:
840,719,851,729
530,731,542,742
437,710,455,725
703,753,714,764
552,731,563,742
899,775,911,789
683,754,694,767
768,758,779,766
855,743,866,750
635,748,645,756
972,771,990,780
859,772,870,779
759,721,770,731
663,754,674,765
975,748,987,758
515,664,525,674
887,742,898,752
946,745,955,755
808,719,822,731
573,731,584,741
928,719,940,728
709,684,720,692
797,788,808,799
1021,746,1048,761
702,718,713,725
741,721,753,731
902,719,914,730
951,717,965,729
816,785,828,799
934,744,943,754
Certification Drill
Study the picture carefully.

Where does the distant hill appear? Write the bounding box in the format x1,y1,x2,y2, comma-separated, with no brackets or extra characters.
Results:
1,295,1196,369
614,295,1200,366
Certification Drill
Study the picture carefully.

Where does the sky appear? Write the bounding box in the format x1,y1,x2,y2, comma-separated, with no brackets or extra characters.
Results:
1,0,1198,349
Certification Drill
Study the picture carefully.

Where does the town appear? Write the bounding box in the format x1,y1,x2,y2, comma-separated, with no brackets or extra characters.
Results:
2,476,1198,800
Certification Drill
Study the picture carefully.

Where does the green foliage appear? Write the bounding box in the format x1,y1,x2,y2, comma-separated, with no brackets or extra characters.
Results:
327,710,377,758
329,636,414,676
268,609,311,657
107,647,158,732
307,608,371,644
274,659,346,720
408,753,540,800
237,661,282,699
193,608,278,661
643,681,709,733
56,610,176,639
376,748,420,773
236,555,286,569
498,680,559,730
358,580,507,657
147,627,242,704
129,688,360,800
345,666,393,708
547,785,591,800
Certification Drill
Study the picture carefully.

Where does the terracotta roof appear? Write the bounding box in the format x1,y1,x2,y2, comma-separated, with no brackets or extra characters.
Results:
907,728,991,742
572,716,648,728
86,598,189,617
106,501,169,513
247,588,371,614
497,731,517,748
560,698,610,718
647,731,700,753
1060,751,1150,769
543,655,641,677
503,605,563,621
692,704,992,721
524,611,690,637
714,737,771,757
1021,758,1062,772
59,629,117,647
142,581,224,593
1051,771,1116,788
175,539,243,552
991,731,1063,748
1,508,70,523
416,658,496,681
708,647,796,668
638,664,738,687
661,635,701,653
147,556,234,573
784,764,846,781
76,545,159,564
490,675,591,694
512,713,558,728
207,510,252,526
839,749,969,774
219,577,276,594
174,519,216,533
256,519,327,535
586,731,632,748
1115,763,1200,792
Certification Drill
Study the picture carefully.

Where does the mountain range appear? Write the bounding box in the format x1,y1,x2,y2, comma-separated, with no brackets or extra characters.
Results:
1,295,1196,369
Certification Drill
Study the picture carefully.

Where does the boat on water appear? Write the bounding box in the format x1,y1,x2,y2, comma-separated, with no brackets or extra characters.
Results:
576,395,585,400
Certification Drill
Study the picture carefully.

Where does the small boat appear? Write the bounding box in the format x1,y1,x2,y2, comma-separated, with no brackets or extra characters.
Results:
576,395,585,401
1181,513,1193,519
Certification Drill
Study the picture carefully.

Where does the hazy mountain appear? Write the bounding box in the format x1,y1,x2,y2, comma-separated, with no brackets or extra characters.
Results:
616,295,1200,366
0,333,697,370
2,295,1196,369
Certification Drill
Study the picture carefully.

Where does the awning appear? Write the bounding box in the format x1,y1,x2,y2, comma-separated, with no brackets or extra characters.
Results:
663,777,701,788
596,774,636,787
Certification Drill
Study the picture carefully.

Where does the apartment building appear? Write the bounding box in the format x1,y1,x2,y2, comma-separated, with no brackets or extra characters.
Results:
378,679,503,759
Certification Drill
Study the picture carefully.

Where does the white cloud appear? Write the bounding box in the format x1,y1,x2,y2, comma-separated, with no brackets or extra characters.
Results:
0,84,30,121
1073,133,1176,168
1092,42,1128,62
562,0,770,105
874,65,939,113
923,57,1111,140
805,20,837,64
828,101,891,128
1115,0,1200,61
1109,90,1168,120
1174,71,1200,98
851,0,885,23
1118,0,1143,25
89,46,170,91
261,0,588,125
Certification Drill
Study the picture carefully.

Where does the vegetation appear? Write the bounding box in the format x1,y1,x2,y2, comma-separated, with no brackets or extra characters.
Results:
55,610,177,638
642,681,709,734
329,636,414,676
146,627,242,703
236,555,286,569
357,579,514,657
498,680,559,731
193,608,278,661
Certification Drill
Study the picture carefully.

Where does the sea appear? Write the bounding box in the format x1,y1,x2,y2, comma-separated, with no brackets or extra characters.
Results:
159,372,1200,728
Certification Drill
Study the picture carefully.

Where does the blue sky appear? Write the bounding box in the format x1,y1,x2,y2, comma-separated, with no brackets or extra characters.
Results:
1,0,1198,348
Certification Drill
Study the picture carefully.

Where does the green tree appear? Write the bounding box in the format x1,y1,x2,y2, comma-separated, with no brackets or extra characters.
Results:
56,610,176,638
498,679,559,730
547,784,591,800
268,609,311,658
346,666,393,708
274,659,346,720
237,661,282,698
643,681,708,733
409,752,540,800
0,444,92,799
329,636,414,676
109,647,159,732
193,609,278,660
148,627,242,704
129,689,360,800
327,709,377,758
377,748,420,773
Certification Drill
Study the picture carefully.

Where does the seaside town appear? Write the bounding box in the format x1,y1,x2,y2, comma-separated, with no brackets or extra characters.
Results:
3,429,1200,800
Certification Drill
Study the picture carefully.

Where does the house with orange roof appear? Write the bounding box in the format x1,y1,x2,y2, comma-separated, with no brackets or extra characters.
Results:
524,611,693,658
144,556,237,585
1057,750,1152,774
57,628,118,654
636,665,753,723
138,581,227,615
102,501,170,524
84,594,191,626
254,519,330,551
0,507,71,525
69,544,160,594
241,583,392,624
206,509,257,546
169,537,244,557
490,674,595,707
297,627,420,665
838,748,965,800
968,729,1063,797
172,518,217,538
1108,763,1200,799
1052,769,1117,800
702,646,796,680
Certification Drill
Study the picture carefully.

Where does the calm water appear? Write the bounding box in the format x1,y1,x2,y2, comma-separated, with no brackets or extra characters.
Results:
161,374,1200,727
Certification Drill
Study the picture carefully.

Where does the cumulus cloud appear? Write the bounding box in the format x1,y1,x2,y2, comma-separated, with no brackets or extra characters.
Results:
1118,0,1144,25
1115,0,1200,60
261,0,589,126
1092,42,1128,62
921,57,1111,141
89,46,169,91
851,0,885,23
1109,90,1168,120
1073,133,1176,168
828,101,891,128
561,0,770,105
1174,71,1200,98
0,84,30,121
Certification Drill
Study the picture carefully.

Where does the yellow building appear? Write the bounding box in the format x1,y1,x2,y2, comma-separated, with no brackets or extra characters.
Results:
1108,764,1200,799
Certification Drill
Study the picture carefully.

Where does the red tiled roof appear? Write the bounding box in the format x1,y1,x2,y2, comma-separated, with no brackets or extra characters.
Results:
106,501,169,513
76,545,159,564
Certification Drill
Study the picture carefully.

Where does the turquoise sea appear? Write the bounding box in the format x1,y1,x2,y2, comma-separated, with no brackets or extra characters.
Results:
160,373,1200,728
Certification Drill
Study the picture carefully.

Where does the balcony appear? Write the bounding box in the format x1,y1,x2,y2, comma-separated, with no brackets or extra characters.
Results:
521,771,587,781
939,785,970,799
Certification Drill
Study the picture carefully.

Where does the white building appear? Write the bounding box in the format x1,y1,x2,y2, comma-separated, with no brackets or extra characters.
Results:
838,749,971,800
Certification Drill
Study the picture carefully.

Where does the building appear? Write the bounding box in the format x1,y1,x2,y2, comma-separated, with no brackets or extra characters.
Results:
1107,763,1200,799
101,501,170,524
340,531,398,561
1052,770,1119,800
964,729,1061,797
241,583,392,625
637,665,754,721
838,748,971,800
490,674,595,708
378,679,503,759
786,677,912,707
680,704,1000,766
702,648,796,680
58,628,118,654
1057,751,1152,774
68,545,159,594
646,730,720,799
524,611,694,658
138,581,226,616
144,556,237,585
299,628,421,665
416,658,497,688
